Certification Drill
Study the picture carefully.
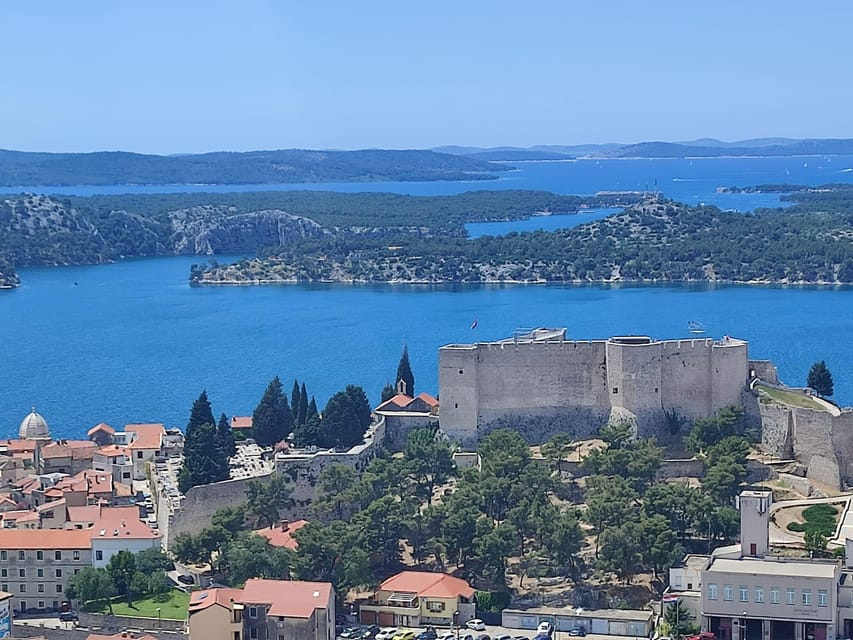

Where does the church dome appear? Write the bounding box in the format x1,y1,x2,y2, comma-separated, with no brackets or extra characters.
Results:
19,408,51,440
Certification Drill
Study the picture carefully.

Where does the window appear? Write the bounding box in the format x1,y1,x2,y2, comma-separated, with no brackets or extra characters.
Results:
137,451,143,459
708,584,718,600
18,569,25,578
771,587,780,604
54,551,62,561
38,601,44,609
723,585,733,601
250,629,258,640
55,569,62,578
0,570,6,579
739,586,748,602
0,551,6,560
233,633,241,640
687,582,693,590
755,587,764,603
819,590,828,607
55,585,62,593
37,569,43,578
19,584,25,593
95,551,103,561
802,589,811,606
18,551,24,561
612,387,619,394
37,584,44,593
0,585,5,593
787,588,795,605
426,601,446,612
72,550,80,561
74,569,79,575
249,606,257,618
36,551,43,561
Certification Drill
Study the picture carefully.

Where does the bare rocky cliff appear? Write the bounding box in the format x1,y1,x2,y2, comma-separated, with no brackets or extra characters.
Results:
169,206,331,254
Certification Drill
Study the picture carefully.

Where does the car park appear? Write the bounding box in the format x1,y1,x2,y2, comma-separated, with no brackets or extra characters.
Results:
417,630,438,640
375,629,398,640
475,634,491,640
537,623,553,636
340,627,363,638
495,635,513,640
358,626,380,639
467,620,486,631
567,628,586,637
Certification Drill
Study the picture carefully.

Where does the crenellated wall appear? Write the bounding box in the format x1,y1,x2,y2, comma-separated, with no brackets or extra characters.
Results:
439,333,749,445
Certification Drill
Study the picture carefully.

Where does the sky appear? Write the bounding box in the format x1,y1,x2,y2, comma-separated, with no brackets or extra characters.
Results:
3,1,853,154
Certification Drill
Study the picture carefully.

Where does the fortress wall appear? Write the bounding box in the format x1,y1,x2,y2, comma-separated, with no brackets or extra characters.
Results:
759,403,794,458
438,346,480,438
711,342,750,410
750,360,779,384
790,408,841,489
830,411,853,487
606,341,663,413
473,340,609,442
660,340,715,419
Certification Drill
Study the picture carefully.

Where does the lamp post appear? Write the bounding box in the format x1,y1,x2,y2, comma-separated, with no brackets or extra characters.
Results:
453,611,459,639
156,607,161,629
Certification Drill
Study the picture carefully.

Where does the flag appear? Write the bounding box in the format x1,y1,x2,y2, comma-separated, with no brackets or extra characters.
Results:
471,317,478,330
662,594,679,604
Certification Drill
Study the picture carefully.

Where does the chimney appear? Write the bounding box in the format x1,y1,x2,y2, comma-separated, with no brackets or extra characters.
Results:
280,520,289,532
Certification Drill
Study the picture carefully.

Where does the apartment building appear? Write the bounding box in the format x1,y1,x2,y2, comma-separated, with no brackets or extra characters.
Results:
188,579,335,640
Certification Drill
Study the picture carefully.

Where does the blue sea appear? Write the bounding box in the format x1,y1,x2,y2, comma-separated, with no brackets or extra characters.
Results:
2,156,853,437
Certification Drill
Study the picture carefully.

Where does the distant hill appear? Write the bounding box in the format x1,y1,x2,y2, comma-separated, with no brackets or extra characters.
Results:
0,148,509,186
596,138,853,158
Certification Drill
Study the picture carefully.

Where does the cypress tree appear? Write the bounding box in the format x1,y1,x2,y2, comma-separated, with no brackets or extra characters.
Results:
291,380,302,426
381,383,396,403
396,345,415,396
188,390,215,432
217,412,236,458
307,396,318,421
321,392,363,449
298,382,309,427
252,376,294,447
344,384,373,430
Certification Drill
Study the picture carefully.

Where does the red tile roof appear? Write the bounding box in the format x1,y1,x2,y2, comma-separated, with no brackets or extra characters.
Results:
67,505,101,524
231,416,253,430
94,445,128,458
240,579,332,618
1,509,40,523
189,587,244,613
87,423,115,437
0,439,38,453
0,528,92,549
42,440,98,460
378,571,474,599
125,423,164,450
253,520,308,550
374,393,414,412
92,505,160,540
416,392,439,407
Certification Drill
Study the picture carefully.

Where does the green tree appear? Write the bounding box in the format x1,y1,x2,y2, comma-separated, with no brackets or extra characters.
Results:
640,515,684,580
540,433,576,474
291,380,303,425
664,599,698,640
684,406,745,453
380,383,396,403
584,475,639,549
129,572,149,603
321,391,364,449
541,510,583,579
252,376,294,447
188,390,215,431
396,345,415,395
179,421,228,493
246,475,294,528
134,547,173,575
67,567,114,613
107,550,137,603
344,385,373,431
307,396,318,421
147,572,172,600
599,421,634,448
217,412,236,458
171,532,207,566
404,425,455,504
299,382,309,427
805,529,829,556
315,463,358,520
808,360,834,397
597,521,643,584
211,504,247,536
220,532,294,584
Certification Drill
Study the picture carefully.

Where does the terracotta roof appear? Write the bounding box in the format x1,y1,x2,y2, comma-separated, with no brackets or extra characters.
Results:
87,423,115,437
189,587,243,613
231,416,253,430
0,528,92,549
416,392,439,407
125,423,164,450
44,488,64,498
0,439,37,453
374,393,414,412
378,571,474,599
92,505,160,541
1,509,40,523
0,496,19,509
253,520,308,550
42,440,97,460
67,505,101,524
94,445,128,458
240,579,332,618
37,498,65,513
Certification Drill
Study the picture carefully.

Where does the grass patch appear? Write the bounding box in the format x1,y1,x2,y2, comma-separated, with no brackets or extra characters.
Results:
786,503,839,537
755,384,827,411
84,590,189,620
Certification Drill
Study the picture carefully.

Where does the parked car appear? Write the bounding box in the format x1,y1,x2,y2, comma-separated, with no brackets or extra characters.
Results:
177,574,195,585
537,623,553,636
358,626,381,639
568,628,586,637
513,636,530,640
466,620,486,631
341,627,363,638
375,629,398,640
392,632,416,640
437,634,456,640
59,611,79,622
417,630,438,640
475,635,491,640
495,635,513,640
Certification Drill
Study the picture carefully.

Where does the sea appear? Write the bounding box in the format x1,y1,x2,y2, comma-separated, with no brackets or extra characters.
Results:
3,155,853,438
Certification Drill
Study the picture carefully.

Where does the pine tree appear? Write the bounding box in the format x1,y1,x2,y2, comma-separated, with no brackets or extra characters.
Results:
291,380,302,426
252,377,294,447
298,382,309,427
321,392,363,449
188,390,215,431
396,345,415,396
344,384,373,430
807,360,834,397
217,412,236,458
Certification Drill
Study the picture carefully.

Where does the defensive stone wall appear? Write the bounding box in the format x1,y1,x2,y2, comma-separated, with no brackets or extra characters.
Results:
439,332,749,446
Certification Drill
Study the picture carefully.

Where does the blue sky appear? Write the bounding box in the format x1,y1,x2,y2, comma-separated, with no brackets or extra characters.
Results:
3,1,852,153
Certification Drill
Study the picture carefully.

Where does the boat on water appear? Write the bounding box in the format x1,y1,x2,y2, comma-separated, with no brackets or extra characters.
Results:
688,321,706,334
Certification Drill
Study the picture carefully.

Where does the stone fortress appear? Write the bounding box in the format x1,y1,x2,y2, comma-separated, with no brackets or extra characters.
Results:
438,328,750,446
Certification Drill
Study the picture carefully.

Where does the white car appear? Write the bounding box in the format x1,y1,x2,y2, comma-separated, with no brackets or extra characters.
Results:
537,622,553,635
466,620,486,631
376,628,399,640
438,634,457,640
